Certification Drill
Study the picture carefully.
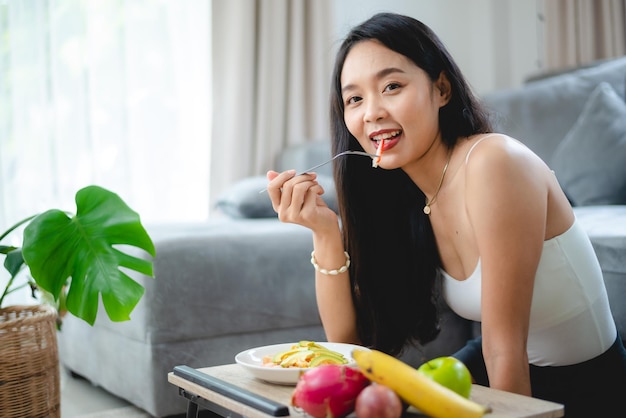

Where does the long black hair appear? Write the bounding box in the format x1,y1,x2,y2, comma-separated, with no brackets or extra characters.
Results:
330,13,491,356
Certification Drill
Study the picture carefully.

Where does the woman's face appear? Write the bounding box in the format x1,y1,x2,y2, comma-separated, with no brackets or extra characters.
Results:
340,40,448,170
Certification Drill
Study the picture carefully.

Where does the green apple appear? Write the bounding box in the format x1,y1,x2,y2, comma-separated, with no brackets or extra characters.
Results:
417,356,472,398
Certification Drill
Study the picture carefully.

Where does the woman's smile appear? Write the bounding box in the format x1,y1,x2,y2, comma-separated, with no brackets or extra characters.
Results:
370,129,402,151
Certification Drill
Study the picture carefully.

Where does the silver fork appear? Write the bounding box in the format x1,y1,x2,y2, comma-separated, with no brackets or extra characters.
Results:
259,150,379,193
294,150,379,175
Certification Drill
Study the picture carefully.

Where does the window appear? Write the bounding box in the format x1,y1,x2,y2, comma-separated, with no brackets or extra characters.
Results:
0,0,212,234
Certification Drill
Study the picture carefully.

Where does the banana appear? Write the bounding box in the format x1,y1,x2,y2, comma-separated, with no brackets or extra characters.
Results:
352,349,491,418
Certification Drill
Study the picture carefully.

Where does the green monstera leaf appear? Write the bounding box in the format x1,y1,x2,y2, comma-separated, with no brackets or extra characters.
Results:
22,186,156,325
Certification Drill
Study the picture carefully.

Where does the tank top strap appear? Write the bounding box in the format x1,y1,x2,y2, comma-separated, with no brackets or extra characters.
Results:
464,133,500,164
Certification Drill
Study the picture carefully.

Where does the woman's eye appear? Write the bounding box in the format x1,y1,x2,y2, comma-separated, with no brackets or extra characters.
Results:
346,96,362,105
384,83,401,92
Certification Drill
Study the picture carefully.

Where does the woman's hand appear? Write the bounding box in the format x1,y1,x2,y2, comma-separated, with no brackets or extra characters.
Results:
266,170,339,232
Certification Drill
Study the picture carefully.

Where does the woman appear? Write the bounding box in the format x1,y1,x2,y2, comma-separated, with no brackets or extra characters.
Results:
266,12,626,416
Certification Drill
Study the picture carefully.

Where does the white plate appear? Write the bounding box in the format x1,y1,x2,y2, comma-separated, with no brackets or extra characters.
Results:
235,342,369,385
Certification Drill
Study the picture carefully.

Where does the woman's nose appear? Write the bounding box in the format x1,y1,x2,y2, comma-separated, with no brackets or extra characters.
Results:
363,98,387,122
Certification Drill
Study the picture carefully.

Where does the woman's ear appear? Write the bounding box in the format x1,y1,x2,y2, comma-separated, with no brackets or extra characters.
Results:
434,71,452,106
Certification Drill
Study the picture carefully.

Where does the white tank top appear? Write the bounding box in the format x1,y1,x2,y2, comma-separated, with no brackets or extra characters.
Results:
442,218,617,366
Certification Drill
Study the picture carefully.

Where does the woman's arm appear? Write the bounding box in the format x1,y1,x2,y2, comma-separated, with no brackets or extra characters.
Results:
311,228,360,344
267,170,359,344
464,137,549,396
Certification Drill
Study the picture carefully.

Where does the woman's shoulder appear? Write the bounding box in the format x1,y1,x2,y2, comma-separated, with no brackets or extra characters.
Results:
463,133,525,158
462,133,543,173
460,133,553,207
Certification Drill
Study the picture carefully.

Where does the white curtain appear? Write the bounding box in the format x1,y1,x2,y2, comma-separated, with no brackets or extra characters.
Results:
0,0,212,234
209,0,333,206
541,0,626,71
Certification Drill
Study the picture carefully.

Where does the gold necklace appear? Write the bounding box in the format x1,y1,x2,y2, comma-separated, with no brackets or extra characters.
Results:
423,152,452,215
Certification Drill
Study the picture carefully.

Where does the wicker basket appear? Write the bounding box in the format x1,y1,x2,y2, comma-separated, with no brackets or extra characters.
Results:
0,304,60,418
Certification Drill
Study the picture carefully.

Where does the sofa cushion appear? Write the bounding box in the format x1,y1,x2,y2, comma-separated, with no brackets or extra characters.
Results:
216,174,338,218
482,56,626,164
550,82,626,206
215,175,276,218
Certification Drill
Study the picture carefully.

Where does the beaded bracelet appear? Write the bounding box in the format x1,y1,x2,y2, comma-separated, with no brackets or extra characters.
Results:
310,250,351,275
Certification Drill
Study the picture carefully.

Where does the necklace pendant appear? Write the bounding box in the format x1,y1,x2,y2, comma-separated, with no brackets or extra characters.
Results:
422,150,452,216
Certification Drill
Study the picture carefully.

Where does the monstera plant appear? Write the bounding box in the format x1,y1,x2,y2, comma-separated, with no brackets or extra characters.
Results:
0,185,156,324
0,185,155,417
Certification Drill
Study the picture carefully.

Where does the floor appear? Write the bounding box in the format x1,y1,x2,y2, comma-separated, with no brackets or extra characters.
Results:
60,365,149,418
60,365,209,418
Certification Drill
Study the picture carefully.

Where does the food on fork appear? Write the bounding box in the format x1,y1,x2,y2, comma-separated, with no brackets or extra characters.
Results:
372,139,385,168
263,340,349,368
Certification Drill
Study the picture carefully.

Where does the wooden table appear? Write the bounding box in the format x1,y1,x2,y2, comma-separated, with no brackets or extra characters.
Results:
168,364,564,418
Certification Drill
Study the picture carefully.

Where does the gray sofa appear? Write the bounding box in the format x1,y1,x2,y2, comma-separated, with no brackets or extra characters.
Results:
58,56,626,417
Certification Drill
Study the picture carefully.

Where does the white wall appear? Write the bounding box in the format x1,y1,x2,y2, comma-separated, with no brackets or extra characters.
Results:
332,0,542,95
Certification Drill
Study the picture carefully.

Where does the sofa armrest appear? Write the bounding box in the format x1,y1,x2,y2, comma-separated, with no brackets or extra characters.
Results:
92,218,320,344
